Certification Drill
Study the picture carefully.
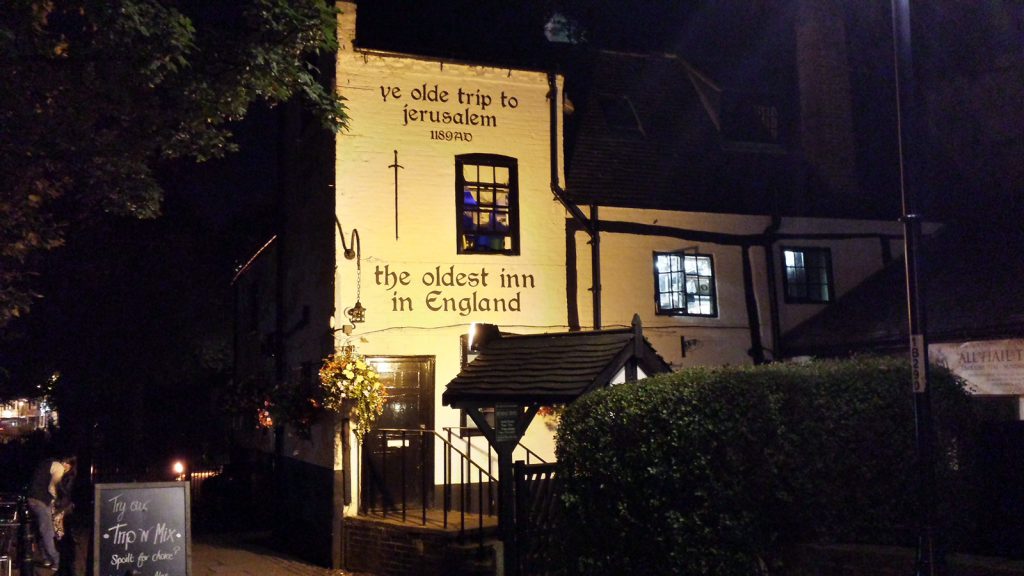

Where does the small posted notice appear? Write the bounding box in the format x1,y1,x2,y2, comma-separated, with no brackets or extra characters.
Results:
931,339,1024,395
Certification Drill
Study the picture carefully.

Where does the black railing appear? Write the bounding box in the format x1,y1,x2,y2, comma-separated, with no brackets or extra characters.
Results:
515,462,561,576
362,428,546,543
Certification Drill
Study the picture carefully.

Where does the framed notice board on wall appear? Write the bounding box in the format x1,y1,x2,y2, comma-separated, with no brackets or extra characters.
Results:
94,482,192,576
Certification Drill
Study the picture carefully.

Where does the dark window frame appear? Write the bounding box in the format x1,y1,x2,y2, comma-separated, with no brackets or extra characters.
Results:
781,246,834,304
652,251,718,318
455,154,520,255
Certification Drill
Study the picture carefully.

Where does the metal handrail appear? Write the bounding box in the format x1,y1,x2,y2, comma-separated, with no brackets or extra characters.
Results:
440,426,548,464
362,428,501,544
373,428,496,481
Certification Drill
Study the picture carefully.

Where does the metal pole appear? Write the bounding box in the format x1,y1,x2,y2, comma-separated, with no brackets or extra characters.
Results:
17,496,34,575
890,1,941,574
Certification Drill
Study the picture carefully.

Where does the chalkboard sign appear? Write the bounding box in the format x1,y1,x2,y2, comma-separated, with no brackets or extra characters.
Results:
94,482,191,576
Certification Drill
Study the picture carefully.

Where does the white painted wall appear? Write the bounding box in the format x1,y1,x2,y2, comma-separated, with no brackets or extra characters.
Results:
335,4,568,501
322,3,920,509
578,207,906,369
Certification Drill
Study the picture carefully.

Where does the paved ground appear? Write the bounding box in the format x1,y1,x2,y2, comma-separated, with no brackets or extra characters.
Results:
191,532,373,576
23,529,375,576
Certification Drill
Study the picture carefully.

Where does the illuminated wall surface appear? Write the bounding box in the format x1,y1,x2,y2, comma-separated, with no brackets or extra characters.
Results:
271,5,914,490
579,208,905,368
332,7,569,473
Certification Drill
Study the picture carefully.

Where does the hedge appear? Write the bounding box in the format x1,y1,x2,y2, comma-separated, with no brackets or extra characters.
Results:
554,356,977,575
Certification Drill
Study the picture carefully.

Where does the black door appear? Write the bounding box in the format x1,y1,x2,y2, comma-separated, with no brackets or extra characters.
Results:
361,356,435,513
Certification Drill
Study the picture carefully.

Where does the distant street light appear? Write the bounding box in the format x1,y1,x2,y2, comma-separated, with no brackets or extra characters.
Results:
173,460,186,481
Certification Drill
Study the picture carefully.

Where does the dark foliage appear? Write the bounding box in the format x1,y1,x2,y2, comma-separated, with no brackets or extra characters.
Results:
0,0,345,326
555,356,977,575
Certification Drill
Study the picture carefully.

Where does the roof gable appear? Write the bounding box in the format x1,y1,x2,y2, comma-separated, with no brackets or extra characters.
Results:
565,51,800,215
442,316,671,406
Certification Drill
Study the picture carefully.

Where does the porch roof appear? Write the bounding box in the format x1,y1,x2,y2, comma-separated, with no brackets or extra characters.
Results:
442,315,671,407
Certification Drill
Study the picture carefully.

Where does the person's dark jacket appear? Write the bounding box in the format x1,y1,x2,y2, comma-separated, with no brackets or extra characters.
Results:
27,458,57,504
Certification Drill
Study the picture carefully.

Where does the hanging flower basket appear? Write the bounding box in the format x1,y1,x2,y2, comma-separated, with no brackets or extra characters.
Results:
319,348,387,440
254,384,324,439
538,404,566,431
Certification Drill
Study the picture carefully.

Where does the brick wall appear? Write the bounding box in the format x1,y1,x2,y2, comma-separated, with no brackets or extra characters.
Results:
343,517,495,576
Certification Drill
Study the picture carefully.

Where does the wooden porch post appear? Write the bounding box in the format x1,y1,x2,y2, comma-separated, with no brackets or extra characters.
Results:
465,403,539,576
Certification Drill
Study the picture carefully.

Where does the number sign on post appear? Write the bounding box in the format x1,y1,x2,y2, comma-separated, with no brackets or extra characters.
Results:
94,482,192,576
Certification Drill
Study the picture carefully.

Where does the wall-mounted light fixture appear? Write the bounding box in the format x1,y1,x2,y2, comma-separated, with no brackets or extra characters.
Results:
335,217,365,325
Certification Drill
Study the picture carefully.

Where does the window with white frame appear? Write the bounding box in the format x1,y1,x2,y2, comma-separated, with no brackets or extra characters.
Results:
456,154,519,255
782,247,834,303
653,252,717,317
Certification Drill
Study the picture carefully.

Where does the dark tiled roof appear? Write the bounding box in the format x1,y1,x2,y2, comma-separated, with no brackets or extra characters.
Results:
442,322,671,406
566,51,791,214
782,225,1024,356
564,51,896,219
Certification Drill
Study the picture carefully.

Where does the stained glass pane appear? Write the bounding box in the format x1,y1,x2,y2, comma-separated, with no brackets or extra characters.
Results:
459,159,517,254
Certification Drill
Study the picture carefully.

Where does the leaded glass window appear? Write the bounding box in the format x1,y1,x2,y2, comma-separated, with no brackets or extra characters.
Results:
653,252,717,317
456,155,519,255
782,247,833,303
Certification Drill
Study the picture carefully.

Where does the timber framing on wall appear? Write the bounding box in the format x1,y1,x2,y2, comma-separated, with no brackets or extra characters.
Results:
564,216,903,362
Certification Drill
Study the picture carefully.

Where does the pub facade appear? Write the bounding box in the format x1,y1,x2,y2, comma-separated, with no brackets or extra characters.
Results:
231,3,913,573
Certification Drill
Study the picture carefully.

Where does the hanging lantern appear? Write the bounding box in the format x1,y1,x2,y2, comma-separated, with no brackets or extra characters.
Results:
347,301,366,324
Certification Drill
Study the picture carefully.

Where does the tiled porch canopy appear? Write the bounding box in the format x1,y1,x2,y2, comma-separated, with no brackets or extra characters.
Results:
442,314,672,408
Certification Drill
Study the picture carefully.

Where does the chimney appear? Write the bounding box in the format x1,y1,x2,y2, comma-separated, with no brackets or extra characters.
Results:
337,1,357,54
796,0,858,201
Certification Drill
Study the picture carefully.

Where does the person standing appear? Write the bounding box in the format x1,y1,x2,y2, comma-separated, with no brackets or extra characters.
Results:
53,460,77,576
26,455,73,571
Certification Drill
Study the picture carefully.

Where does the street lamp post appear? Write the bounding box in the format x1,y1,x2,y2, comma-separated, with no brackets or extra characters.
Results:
890,1,942,574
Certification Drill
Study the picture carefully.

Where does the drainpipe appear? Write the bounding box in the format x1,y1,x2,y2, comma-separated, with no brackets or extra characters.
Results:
548,72,601,330
763,215,782,360
741,245,766,364
590,205,601,329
